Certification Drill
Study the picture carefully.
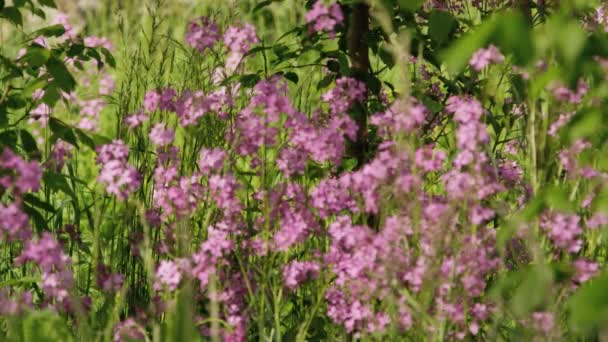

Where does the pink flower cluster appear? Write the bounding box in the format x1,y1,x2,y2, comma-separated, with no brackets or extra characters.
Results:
469,45,505,71
185,17,221,53
96,140,141,200
305,1,344,38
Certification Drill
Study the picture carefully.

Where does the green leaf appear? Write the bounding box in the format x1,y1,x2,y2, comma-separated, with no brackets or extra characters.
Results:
38,0,57,7
23,78,48,98
6,93,26,109
253,0,275,13
19,129,39,158
42,83,61,107
49,118,79,148
100,47,116,68
398,0,424,11
45,57,75,91
441,15,498,74
491,11,534,67
0,129,17,146
75,128,96,150
491,264,554,317
564,108,604,143
544,185,573,212
23,193,56,213
340,158,358,172
23,310,74,342
21,46,51,68
317,74,335,90
239,74,260,88
568,271,608,335
43,171,75,198
429,10,457,47
33,24,65,37
378,46,395,69
283,72,299,84
23,204,47,234
1,6,22,26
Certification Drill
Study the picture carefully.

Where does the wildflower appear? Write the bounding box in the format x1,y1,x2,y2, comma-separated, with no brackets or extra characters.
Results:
96,141,141,200
0,148,42,194
198,148,226,174
154,260,182,291
185,17,221,53
148,123,175,147
573,259,598,284
282,260,320,290
0,203,32,241
224,23,259,54
469,45,504,71
113,319,145,342
124,111,148,129
322,77,367,115
540,213,582,253
305,1,344,38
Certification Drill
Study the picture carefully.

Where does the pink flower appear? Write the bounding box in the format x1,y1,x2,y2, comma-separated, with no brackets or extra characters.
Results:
154,260,182,291
540,212,582,253
282,260,320,290
224,23,259,54
548,112,574,136
322,77,366,114
198,148,226,174
149,123,175,147
96,141,141,200
0,203,32,241
124,111,148,128
113,319,145,342
414,145,446,172
0,148,42,194
469,45,504,71
305,1,344,38
532,312,555,335
185,17,221,53
573,259,598,284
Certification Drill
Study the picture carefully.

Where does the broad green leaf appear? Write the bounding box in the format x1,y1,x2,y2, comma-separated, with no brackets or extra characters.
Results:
378,46,395,69
21,47,50,68
398,0,424,11
317,74,335,89
42,83,61,107
43,171,75,198
100,47,116,68
23,310,74,342
19,129,39,158
33,24,65,37
568,271,608,334
491,11,534,66
239,74,260,88
49,118,79,148
46,57,76,91
75,128,96,150
23,204,47,234
253,0,275,13
441,15,498,74
491,264,554,317
283,71,299,84
23,193,56,213
38,0,57,7
1,6,22,26
429,10,457,47
564,108,604,143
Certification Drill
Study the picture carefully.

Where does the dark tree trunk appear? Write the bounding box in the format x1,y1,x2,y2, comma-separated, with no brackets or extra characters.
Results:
517,0,533,25
346,2,370,168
